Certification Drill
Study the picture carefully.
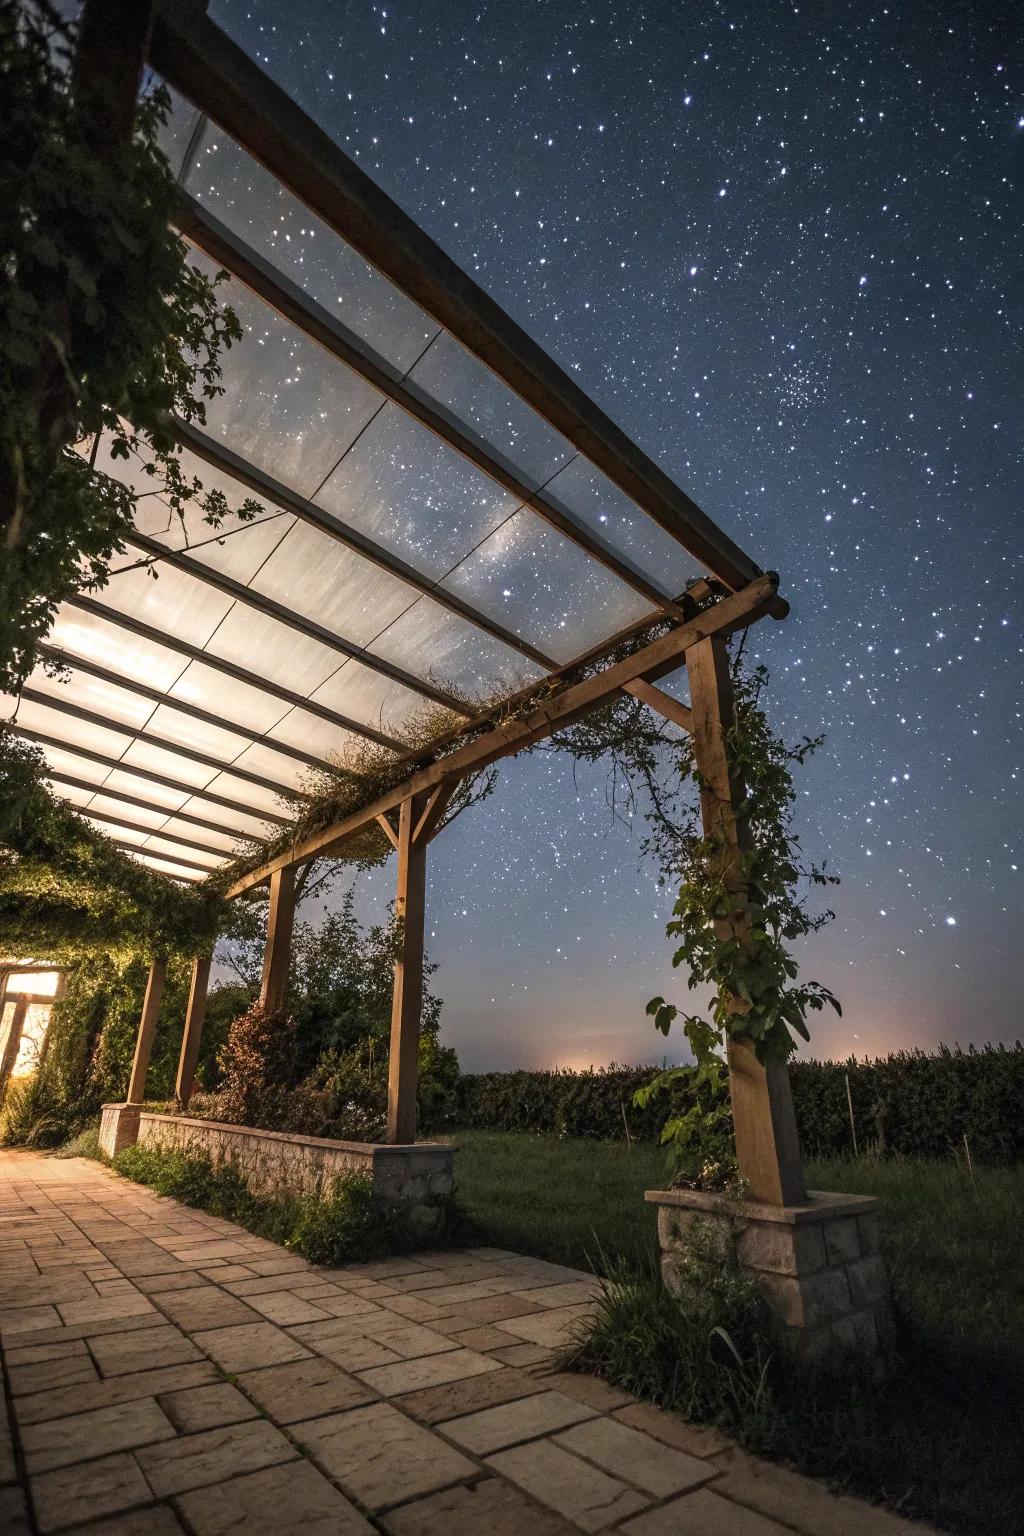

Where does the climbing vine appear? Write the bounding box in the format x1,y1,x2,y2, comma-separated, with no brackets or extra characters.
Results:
0,0,259,694
547,653,840,1187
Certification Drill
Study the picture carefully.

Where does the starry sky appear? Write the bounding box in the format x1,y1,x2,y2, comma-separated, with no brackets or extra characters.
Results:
209,0,1022,1071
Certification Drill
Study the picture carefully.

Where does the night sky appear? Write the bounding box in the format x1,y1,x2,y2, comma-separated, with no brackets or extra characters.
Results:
209,0,1022,1071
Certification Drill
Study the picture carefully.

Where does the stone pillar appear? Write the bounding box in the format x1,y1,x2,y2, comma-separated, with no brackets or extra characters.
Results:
648,1186,893,1373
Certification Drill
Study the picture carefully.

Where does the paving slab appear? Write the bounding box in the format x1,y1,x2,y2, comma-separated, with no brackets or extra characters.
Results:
32,1450,153,1534
158,1381,260,1433
136,1417,298,1497
380,1475,580,1535
618,1485,795,1534
22,1396,177,1472
89,1323,203,1377
487,1437,650,1530
356,1345,500,1397
441,1389,598,1453
173,1459,373,1535
554,1415,715,1498
297,1402,477,1511
391,1364,541,1425
191,1320,312,1373
14,1362,218,1427
238,1356,374,1424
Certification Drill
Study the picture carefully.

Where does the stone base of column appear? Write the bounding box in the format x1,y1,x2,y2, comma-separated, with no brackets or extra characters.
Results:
646,1186,893,1376
98,1103,142,1159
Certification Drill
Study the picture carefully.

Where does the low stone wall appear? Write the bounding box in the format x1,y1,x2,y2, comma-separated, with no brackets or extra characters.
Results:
99,1104,454,1242
647,1186,893,1372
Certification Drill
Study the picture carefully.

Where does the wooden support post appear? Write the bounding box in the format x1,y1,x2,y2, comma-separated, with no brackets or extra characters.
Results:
259,866,295,1013
126,958,166,1105
175,954,212,1108
685,635,807,1207
386,791,429,1144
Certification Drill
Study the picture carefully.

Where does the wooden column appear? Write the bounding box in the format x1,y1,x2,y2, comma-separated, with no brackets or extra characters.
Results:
259,866,295,1013
126,958,166,1105
175,953,212,1108
386,791,429,1144
685,635,807,1207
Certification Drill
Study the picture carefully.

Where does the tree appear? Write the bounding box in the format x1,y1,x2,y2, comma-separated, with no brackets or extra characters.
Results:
1,0,259,694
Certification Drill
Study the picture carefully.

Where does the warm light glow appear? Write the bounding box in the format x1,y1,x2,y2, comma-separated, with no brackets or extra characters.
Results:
5,970,60,997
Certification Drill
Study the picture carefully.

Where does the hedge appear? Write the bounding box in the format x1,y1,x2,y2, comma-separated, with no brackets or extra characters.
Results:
442,1043,1024,1165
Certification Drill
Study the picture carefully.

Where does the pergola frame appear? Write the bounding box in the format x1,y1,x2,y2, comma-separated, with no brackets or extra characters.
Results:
50,0,806,1208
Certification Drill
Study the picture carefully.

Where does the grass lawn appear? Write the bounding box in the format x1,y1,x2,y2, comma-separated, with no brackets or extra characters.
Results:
452,1130,1024,1536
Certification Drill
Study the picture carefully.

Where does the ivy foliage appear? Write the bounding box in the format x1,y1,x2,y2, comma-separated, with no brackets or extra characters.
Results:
0,0,259,694
0,727,233,961
547,653,839,1187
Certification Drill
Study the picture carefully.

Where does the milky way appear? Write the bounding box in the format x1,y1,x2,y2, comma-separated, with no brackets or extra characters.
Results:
210,0,1023,1069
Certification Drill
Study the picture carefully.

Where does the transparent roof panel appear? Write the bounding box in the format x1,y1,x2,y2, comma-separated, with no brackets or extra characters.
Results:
313,404,520,581
262,708,364,765
87,793,174,832
187,248,385,499
405,334,576,493
140,833,225,869
29,667,153,735
249,520,417,647
158,817,247,855
368,598,543,707
229,742,310,795
199,770,295,819
98,557,233,649
120,738,222,791
177,108,439,375
129,850,204,882
544,457,702,597
308,664,437,743
205,606,349,697
12,697,133,763
142,703,255,766
39,746,117,789
49,605,188,693
442,508,656,665
167,660,291,736
100,769,192,815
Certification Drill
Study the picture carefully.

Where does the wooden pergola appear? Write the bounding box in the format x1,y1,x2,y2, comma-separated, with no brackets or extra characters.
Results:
16,2,806,1207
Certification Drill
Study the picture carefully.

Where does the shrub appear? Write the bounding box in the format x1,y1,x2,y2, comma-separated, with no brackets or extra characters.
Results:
446,1043,1024,1165
215,1003,298,1129
111,1142,450,1264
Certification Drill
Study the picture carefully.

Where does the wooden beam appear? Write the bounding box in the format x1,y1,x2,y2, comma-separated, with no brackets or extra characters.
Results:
259,867,295,1013
226,575,779,897
148,4,764,594
386,793,428,1143
175,954,211,1108
623,679,693,733
685,634,806,1207
375,814,399,850
111,840,218,874
126,959,166,1104
413,781,458,846
175,210,682,621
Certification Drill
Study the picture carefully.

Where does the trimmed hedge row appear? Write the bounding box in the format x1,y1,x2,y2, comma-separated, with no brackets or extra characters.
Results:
442,1043,1024,1164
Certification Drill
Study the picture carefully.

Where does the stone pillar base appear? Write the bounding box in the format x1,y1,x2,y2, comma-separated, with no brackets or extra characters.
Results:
646,1187,893,1374
98,1103,141,1159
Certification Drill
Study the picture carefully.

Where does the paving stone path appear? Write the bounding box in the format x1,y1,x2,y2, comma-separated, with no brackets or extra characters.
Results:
0,1151,938,1535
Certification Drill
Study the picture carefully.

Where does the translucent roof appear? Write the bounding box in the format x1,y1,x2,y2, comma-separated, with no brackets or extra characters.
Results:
14,48,763,883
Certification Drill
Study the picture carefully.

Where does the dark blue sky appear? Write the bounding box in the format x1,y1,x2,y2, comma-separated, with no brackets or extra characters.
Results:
212,0,1022,1070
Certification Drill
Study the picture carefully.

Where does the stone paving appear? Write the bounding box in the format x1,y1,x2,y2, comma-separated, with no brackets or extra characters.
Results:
0,1151,940,1536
